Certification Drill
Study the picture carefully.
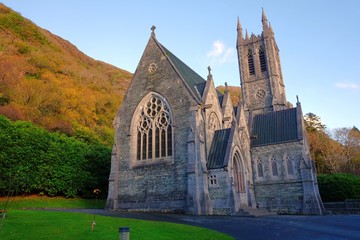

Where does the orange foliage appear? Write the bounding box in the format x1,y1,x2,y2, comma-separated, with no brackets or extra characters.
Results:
0,3,132,145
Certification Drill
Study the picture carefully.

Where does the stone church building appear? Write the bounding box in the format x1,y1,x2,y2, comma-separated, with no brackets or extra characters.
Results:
106,10,324,215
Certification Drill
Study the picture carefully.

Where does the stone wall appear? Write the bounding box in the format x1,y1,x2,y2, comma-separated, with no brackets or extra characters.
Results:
251,142,305,213
112,36,201,212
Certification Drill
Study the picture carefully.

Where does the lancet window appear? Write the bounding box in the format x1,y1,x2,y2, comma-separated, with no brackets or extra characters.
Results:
285,154,294,175
248,49,255,75
259,46,267,72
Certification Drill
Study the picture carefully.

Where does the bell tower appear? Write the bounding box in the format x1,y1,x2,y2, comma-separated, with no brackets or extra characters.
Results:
237,9,288,115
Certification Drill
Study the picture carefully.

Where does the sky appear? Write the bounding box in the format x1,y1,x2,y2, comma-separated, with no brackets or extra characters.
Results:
1,0,359,130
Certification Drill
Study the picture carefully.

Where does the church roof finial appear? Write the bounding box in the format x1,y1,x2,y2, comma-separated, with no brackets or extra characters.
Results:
207,66,213,82
151,25,156,38
245,29,249,40
225,82,228,93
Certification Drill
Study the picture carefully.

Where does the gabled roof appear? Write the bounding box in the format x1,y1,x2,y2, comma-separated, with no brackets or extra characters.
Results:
207,128,231,169
251,107,299,147
160,44,206,100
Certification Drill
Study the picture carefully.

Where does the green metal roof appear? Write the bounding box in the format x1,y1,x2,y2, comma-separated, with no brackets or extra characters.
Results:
207,128,231,169
251,107,299,147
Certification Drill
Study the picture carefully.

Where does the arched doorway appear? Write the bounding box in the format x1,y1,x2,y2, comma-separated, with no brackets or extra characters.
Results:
232,150,245,207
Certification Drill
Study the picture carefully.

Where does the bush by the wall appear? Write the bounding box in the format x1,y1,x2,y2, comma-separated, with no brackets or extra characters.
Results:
317,173,360,202
0,115,111,198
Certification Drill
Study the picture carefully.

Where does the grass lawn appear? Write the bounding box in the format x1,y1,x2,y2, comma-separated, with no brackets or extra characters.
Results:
0,196,233,240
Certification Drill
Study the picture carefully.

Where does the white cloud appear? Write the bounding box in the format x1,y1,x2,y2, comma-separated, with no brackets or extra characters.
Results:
335,81,360,90
206,40,236,65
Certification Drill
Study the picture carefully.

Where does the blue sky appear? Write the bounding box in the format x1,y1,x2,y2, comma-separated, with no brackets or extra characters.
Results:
2,0,359,130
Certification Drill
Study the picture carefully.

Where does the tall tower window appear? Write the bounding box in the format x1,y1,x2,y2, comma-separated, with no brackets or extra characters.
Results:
247,49,255,75
259,46,267,72
136,95,173,161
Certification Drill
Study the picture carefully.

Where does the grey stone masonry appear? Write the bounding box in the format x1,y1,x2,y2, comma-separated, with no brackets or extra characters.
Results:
106,10,324,216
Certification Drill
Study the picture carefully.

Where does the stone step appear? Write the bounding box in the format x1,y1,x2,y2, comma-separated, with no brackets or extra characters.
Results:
236,205,274,217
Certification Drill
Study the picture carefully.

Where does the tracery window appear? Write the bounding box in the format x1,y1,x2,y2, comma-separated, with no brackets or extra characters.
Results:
259,46,267,72
209,175,217,185
208,112,220,131
136,95,172,161
248,49,255,75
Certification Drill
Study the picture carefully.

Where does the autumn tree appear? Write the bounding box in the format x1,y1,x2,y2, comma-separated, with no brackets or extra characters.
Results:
331,126,360,175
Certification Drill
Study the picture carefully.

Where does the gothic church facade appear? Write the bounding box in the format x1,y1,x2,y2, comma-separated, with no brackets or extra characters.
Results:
106,10,324,215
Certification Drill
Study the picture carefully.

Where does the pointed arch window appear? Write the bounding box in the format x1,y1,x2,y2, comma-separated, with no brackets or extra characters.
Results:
257,158,264,178
270,156,278,177
259,46,267,72
285,154,294,176
248,49,255,75
136,95,173,161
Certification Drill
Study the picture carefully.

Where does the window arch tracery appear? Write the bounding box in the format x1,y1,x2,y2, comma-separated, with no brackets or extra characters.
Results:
208,112,220,131
135,94,173,162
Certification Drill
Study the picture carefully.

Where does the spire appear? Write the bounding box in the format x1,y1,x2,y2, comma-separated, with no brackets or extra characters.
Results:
269,21,274,33
245,29,249,40
261,8,268,26
237,17,242,32
151,25,156,38
237,17,244,47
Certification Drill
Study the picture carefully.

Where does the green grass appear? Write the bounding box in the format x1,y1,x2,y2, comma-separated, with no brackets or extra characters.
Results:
0,197,233,240
0,196,105,210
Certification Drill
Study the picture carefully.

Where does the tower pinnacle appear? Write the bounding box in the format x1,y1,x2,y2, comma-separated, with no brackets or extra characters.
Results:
261,8,268,25
237,17,244,47
237,17,242,32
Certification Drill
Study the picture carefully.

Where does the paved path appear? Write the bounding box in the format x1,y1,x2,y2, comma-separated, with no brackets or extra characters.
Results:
67,209,360,240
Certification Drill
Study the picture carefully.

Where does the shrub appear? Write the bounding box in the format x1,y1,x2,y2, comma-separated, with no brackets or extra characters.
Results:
318,173,360,202
0,115,110,198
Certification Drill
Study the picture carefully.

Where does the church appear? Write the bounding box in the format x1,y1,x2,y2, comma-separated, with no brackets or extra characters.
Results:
106,10,324,215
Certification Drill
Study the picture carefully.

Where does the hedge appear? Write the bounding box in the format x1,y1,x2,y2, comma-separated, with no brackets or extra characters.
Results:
0,115,111,198
318,173,360,202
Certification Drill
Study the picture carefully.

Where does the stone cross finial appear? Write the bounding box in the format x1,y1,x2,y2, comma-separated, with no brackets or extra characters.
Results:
151,25,156,37
225,82,228,93
207,66,211,75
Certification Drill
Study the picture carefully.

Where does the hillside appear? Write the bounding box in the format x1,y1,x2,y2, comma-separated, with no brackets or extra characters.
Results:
0,4,132,145
216,85,242,105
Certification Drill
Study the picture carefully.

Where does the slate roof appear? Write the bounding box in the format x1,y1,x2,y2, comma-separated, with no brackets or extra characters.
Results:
251,107,299,147
160,44,206,100
218,95,224,107
195,82,207,98
233,106,238,117
207,128,231,169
